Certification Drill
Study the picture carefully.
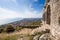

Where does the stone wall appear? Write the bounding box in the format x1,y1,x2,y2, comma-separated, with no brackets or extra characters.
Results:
43,0,60,40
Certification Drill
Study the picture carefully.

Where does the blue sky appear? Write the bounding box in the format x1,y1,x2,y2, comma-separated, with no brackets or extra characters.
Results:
0,0,45,25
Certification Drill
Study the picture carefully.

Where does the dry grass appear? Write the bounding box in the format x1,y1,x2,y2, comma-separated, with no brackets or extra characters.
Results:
0,28,33,40
0,33,34,40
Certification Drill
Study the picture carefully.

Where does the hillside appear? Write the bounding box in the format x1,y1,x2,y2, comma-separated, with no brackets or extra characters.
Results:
0,18,42,28
8,18,42,26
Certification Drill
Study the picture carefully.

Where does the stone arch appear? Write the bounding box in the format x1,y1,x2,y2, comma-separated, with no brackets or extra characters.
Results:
46,5,51,25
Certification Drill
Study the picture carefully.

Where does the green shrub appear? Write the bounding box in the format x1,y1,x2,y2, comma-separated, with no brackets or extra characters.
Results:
5,25,15,33
0,28,3,33
16,27,23,31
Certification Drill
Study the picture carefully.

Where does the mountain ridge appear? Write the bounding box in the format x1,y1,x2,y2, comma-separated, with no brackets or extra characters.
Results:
0,18,42,27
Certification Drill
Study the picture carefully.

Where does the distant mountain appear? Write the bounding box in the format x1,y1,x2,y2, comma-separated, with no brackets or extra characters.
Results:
0,18,42,27
9,18,42,26
0,18,23,25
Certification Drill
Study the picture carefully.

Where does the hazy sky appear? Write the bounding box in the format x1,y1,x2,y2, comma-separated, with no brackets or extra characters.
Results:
0,0,45,19
0,0,45,25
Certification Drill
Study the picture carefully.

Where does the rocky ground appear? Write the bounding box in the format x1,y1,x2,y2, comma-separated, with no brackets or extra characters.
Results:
0,24,55,40
17,24,52,40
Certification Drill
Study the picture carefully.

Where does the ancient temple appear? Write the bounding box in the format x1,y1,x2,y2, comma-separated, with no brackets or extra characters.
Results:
43,0,60,40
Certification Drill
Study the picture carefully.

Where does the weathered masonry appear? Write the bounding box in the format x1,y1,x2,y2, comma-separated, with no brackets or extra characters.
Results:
43,0,60,40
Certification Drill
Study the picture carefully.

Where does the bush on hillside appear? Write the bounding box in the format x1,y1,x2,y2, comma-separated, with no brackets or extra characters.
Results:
5,25,15,33
16,27,23,31
0,28,3,33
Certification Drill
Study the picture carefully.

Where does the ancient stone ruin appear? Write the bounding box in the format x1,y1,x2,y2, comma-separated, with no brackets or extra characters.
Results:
43,0,60,40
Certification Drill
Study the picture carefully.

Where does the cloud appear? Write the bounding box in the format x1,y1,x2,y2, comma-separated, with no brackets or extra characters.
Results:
0,8,20,20
22,8,42,18
0,7,42,20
